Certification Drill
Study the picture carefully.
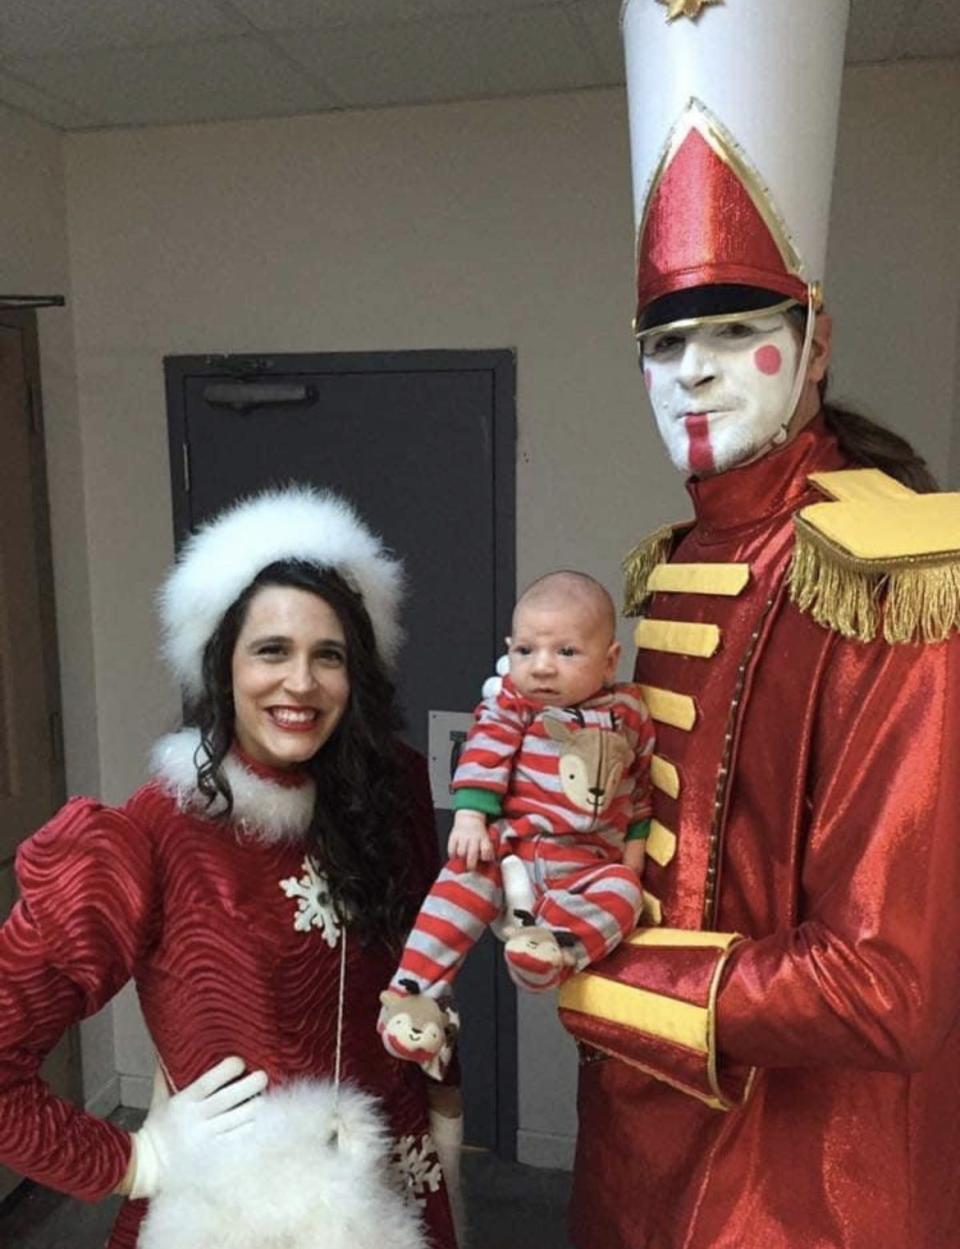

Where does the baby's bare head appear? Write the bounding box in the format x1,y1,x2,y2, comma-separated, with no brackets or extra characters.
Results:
509,572,620,707
514,571,616,641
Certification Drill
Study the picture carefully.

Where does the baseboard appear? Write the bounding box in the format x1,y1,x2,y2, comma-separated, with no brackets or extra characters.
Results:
516,1129,575,1171
84,1074,120,1118
119,1074,153,1110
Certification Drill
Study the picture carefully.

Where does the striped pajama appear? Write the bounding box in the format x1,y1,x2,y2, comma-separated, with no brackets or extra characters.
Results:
392,679,654,999
395,826,643,996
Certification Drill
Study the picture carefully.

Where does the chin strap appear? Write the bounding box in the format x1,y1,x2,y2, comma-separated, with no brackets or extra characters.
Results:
768,285,818,450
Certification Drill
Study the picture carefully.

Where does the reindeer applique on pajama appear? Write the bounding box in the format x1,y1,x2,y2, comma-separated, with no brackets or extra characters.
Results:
389,677,654,1007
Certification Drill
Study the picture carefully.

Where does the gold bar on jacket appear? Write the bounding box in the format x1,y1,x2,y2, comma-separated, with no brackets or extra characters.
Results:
646,820,677,868
650,754,680,799
635,618,720,658
647,563,750,597
639,685,697,731
641,890,663,925
808,467,915,505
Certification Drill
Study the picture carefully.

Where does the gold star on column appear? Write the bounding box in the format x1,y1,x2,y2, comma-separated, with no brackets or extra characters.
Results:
657,0,724,22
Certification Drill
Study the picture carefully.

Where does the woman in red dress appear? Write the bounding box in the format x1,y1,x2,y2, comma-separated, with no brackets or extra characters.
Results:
0,487,459,1248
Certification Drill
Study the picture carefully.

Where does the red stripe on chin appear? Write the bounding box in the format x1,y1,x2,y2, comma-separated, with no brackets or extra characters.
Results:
685,413,716,474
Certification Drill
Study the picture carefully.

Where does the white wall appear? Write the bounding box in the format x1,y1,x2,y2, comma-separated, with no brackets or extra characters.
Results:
827,60,960,485
58,59,960,1163
0,102,116,1115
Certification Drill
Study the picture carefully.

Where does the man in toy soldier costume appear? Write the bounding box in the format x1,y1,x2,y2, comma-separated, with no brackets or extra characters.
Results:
557,2,960,1247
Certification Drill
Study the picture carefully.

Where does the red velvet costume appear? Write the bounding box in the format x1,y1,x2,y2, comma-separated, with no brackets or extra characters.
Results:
0,741,456,1249
563,420,960,1248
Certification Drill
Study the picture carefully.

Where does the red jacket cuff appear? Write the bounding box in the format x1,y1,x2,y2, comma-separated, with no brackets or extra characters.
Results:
557,928,756,1110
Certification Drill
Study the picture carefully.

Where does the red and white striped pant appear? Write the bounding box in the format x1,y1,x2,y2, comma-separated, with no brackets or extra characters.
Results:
392,822,642,997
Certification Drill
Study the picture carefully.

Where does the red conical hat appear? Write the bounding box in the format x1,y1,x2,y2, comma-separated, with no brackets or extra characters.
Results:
636,109,807,322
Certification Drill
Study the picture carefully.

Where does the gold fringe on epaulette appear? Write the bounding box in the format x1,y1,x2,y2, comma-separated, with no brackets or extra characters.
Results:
622,525,676,617
788,521,960,644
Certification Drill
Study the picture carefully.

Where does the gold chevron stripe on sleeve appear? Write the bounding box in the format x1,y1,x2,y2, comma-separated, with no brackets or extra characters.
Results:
646,820,677,868
559,972,707,1052
646,563,750,597
641,890,663,925
650,754,680,799
639,685,697,731
635,619,720,658
625,928,741,951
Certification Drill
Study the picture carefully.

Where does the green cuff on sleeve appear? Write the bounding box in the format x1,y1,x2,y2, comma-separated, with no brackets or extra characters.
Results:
625,819,652,843
452,788,503,817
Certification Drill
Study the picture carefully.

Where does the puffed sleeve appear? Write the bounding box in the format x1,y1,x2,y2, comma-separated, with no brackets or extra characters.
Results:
0,796,159,1198
716,631,960,1071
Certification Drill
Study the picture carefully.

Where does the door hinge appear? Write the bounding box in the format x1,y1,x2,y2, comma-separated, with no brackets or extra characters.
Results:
25,382,43,436
48,711,64,767
182,441,192,495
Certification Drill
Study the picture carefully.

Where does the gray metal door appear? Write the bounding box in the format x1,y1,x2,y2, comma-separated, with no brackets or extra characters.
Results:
164,349,517,1155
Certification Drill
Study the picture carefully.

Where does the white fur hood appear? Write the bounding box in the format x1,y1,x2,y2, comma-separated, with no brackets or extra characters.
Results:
150,728,316,844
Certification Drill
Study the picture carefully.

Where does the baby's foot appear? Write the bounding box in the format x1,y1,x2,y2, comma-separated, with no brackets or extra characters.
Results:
503,920,577,992
378,982,457,1078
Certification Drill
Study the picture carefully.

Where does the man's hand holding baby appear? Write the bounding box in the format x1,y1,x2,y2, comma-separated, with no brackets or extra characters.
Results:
447,809,494,869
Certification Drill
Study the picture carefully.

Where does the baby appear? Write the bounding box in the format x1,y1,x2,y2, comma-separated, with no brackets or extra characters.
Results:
379,571,654,1072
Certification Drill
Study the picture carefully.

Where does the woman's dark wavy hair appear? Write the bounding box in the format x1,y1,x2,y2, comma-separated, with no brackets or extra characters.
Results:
186,559,416,948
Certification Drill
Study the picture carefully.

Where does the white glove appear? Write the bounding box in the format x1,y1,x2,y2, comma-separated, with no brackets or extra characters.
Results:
129,1056,268,1200
430,1106,465,1246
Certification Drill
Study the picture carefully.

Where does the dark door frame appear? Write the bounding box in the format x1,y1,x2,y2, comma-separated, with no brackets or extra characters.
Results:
163,347,518,1158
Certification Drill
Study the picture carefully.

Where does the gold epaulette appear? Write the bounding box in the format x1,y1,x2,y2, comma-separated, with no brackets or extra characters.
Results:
622,521,693,617
788,468,960,644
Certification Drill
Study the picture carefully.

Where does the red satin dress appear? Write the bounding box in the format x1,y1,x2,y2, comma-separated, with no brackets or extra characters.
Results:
0,741,456,1249
570,420,960,1249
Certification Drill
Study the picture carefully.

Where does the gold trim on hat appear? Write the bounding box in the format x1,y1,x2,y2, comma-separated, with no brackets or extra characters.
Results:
635,298,801,343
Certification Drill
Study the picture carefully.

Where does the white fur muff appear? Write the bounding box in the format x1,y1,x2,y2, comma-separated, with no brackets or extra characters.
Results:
138,1080,431,1249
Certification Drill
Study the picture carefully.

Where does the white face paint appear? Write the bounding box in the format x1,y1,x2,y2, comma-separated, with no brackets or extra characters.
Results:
641,312,801,476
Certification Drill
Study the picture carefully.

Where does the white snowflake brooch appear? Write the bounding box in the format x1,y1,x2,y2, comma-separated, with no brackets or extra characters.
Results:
279,856,342,947
391,1133,443,1207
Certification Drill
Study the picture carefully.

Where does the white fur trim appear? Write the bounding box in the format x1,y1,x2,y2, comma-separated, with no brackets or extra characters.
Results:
139,1080,431,1249
150,729,316,844
159,486,404,698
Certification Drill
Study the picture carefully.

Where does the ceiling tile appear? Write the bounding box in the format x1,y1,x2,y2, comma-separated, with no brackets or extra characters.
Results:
226,0,561,31
275,8,597,108
573,1,625,85
846,0,909,63
0,67,103,129
2,37,340,128
902,0,960,58
0,0,245,60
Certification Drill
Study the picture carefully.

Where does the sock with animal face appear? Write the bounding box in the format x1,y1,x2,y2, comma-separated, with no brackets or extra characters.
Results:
502,914,581,991
378,982,449,1066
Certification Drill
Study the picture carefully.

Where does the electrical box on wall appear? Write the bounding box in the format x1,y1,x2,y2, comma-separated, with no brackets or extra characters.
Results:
427,711,476,809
